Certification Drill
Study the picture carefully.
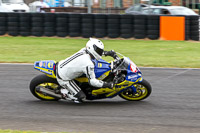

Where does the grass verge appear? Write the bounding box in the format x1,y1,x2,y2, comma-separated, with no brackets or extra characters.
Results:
0,36,200,68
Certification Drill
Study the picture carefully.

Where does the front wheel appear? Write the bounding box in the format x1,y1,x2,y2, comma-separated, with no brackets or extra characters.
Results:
29,74,61,101
119,79,152,101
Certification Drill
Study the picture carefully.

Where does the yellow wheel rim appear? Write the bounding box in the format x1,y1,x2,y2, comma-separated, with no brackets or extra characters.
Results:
35,83,58,100
120,84,148,101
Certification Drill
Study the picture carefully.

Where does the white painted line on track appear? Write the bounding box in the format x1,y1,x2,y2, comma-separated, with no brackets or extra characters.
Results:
0,63,200,70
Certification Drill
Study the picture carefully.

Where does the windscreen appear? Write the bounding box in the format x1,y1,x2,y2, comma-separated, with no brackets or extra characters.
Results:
170,8,197,15
115,57,130,71
2,0,24,3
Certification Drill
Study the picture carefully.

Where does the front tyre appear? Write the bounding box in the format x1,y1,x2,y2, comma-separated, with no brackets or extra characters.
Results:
119,79,152,101
29,74,61,101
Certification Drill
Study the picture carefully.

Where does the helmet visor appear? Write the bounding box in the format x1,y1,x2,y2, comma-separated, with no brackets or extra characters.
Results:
93,45,103,56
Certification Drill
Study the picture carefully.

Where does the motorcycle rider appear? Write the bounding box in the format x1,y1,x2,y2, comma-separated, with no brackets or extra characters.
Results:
56,38,118,103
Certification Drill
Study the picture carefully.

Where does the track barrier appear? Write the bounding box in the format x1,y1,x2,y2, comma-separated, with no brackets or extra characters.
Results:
0,12,199,41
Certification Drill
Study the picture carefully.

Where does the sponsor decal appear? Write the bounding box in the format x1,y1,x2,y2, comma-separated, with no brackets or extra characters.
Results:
43,62,46,67
99,74,107,80
39,61,43,67
48,62,54,68
128,75,138,79
130,62,137,73
98,63,102,68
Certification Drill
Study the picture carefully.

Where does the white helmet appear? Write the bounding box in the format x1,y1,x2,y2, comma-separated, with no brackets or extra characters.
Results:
86,38,104,60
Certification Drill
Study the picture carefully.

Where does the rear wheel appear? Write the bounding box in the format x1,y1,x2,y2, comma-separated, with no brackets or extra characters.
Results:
29,74,61,101
119,79,152,101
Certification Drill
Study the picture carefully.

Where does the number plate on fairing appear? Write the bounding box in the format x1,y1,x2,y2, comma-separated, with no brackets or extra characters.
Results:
34,60,56,77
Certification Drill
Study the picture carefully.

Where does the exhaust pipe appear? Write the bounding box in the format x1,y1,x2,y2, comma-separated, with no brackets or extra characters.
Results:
37,86,62,99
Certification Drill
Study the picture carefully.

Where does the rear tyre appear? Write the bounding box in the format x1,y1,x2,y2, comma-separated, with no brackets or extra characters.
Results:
119,79,152,101
29,74,61,101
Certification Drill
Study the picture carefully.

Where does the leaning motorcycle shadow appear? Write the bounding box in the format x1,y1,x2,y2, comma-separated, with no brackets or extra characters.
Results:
28,98,151,107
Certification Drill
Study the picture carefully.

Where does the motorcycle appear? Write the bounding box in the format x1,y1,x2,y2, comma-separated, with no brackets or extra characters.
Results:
29,52,152,102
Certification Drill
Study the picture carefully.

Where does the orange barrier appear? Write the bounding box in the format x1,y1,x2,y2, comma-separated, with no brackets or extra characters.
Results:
160,16,185,41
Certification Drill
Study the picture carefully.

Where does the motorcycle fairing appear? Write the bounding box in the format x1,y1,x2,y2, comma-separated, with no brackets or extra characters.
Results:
92,57,143,98
34,60,57,78
93,59,111,79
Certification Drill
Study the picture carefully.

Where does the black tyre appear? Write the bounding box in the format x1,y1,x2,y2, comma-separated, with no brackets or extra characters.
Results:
8,17,19,22
82,33,93,38
8,31,19,36
44,22,55,27
94,14,107,19
121,24,132,29
134,30,146,34
82,19,93,23
107,24,120,29
120,14,133,19
0,13,7,17
57,18,68,23
121,29,132,34
32,27,43,32
134,19,146,25
121,33,133,38
134,15,146,19
94,19,107,24
0,27,6,31
190,25,199,30
44,17,55,22
32,17,43,22
147,30,159,35
190,35,199,41
57,32,68,37
0,31,6,35
134,25,146,30
29,74,61,101
134,34,146,39
56,27,68,32
94,24,106,29
32,22,43,27
108,33,120,38
0,22,6,26
44,27,55,32
8,22,18,27
20,17,30,22
119,79,152,101
82,23,93,28
20,27,30,32
147,20,159,25
44,32,56,37
0,17,7,22
148,35,159,40
68,18,81,23
7,13,19,17
107,19,120,24
20,32,30,36
120,19,132,24
69,32,81,37
32,32,43,36
94,33,107,38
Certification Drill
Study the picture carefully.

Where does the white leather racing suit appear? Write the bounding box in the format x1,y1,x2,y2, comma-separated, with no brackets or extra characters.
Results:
56,48,104,100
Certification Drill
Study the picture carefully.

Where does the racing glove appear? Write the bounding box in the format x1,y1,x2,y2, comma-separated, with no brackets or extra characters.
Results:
102,82,114,89
104,50,119,59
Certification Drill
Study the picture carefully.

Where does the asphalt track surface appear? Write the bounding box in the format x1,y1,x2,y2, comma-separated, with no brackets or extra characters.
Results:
0,64,200,133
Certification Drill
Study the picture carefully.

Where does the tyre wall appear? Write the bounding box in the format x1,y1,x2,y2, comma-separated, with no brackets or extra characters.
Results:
0,13,199,41
189,16,199,41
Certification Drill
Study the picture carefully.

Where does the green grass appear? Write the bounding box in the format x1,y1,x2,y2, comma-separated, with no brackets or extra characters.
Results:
0,36,200,68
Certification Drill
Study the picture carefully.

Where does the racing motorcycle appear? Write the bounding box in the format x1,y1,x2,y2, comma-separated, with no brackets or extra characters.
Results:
29,53,152,102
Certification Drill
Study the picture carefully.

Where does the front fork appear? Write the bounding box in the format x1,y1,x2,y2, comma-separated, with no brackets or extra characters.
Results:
130,77,143,93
